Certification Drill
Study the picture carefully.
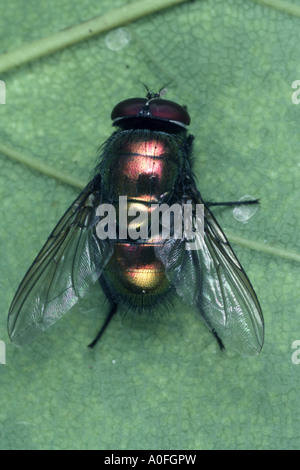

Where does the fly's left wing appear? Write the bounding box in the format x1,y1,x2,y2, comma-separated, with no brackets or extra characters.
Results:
8,176,114,346
155,192,264,356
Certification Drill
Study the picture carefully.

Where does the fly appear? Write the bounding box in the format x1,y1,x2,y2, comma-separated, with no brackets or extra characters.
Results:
7,87,264,355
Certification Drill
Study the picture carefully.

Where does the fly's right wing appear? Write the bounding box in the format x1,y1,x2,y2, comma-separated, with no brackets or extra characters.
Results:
155,192,264,356
8,176,114,346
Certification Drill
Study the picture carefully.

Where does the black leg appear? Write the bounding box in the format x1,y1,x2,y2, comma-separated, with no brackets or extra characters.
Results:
207,199,260,208
212,329,225,351
88,302,118,349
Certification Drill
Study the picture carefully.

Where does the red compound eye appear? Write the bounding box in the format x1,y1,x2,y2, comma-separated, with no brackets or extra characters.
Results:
111,97,190,127
111,98,147,121
147,98,190,126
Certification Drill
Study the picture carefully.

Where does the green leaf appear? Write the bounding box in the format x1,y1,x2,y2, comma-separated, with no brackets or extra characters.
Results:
1,0,300,450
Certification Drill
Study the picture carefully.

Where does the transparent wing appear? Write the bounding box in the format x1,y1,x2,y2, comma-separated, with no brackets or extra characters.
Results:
8,177,114,346
155,195,264,356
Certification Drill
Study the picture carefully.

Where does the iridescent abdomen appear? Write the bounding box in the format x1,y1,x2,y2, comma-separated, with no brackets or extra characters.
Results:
100,129,184,307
